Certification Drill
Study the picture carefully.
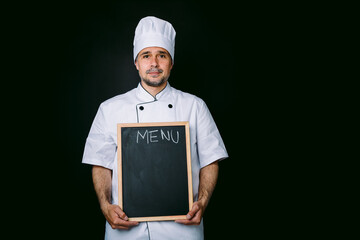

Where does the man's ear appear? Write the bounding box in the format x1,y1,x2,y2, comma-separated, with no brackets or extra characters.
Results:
135,59,139,70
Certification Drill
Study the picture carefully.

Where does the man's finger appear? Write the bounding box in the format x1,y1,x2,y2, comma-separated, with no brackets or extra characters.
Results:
113,218,139,227
176,202,203,225
112,205,129,220
111,224,129,230
175,219,192,225
187,203,200,219
175,216,201,225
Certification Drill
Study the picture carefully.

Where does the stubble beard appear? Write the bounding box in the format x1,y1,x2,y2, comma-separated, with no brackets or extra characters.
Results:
141,75,168,87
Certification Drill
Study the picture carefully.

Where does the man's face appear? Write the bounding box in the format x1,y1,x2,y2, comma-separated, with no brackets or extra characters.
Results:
135,47,173,87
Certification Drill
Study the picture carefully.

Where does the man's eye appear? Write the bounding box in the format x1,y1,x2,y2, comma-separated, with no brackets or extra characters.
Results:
159,55,166,58
143,55,149,59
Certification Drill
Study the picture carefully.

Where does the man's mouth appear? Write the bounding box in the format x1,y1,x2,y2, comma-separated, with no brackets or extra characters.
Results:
146,68,163,75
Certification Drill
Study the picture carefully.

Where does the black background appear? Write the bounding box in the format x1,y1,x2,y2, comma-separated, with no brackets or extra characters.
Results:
8,1,311,239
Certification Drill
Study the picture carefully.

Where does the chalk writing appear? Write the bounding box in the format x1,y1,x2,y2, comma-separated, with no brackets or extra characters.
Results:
136,129,179,144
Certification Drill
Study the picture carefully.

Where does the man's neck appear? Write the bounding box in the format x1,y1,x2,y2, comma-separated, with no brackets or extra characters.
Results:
140,81,167,97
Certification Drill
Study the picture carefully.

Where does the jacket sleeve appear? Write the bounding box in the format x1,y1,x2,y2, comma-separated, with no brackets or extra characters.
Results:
196,99,228,168
82,103,116,170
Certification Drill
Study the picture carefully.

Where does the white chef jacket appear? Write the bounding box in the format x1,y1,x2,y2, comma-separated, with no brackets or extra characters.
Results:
82,82,228,239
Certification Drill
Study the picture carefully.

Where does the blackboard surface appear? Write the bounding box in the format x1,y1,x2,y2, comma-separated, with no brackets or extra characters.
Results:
117,122,193,222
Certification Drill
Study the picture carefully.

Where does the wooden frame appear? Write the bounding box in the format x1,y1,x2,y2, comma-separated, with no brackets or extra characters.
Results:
117,121,193,222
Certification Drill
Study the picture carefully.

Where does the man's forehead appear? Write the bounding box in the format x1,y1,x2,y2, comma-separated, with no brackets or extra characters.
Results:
138,47,170,55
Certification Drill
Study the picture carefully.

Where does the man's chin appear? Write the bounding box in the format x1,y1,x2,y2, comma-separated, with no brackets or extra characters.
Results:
142,77,166,87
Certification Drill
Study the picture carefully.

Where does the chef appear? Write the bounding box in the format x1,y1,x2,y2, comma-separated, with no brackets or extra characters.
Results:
82,16,228,239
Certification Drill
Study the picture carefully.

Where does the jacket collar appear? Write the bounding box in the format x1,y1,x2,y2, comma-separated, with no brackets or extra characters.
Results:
136,82,172,102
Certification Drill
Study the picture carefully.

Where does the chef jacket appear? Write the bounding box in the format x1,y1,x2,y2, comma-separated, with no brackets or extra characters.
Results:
82,82,228,239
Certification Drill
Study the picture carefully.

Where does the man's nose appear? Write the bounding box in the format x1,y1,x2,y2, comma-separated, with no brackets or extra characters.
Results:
150,56,159,67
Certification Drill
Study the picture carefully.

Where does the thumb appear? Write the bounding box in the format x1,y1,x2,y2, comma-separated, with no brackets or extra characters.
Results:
113,205,129,220
187,203,200,219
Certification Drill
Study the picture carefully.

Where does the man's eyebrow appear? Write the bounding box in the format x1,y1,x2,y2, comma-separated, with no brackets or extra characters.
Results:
140,51,151,55
140,50,169,56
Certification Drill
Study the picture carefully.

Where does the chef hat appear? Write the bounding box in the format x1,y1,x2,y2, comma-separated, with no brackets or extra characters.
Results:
133,16,176,63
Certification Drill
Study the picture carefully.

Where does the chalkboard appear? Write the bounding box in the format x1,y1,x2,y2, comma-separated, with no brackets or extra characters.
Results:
117,122,193,222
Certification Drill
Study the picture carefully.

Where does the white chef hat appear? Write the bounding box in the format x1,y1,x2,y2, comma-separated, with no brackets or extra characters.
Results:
133,16,176,63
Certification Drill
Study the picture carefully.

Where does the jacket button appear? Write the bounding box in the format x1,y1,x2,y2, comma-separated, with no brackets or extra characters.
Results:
139,106,144,110
168,104,173,108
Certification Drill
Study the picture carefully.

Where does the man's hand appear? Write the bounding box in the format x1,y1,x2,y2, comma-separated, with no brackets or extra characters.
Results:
102,202,139,230
175,161,219,226
92,166,138,230
175,201,205,225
